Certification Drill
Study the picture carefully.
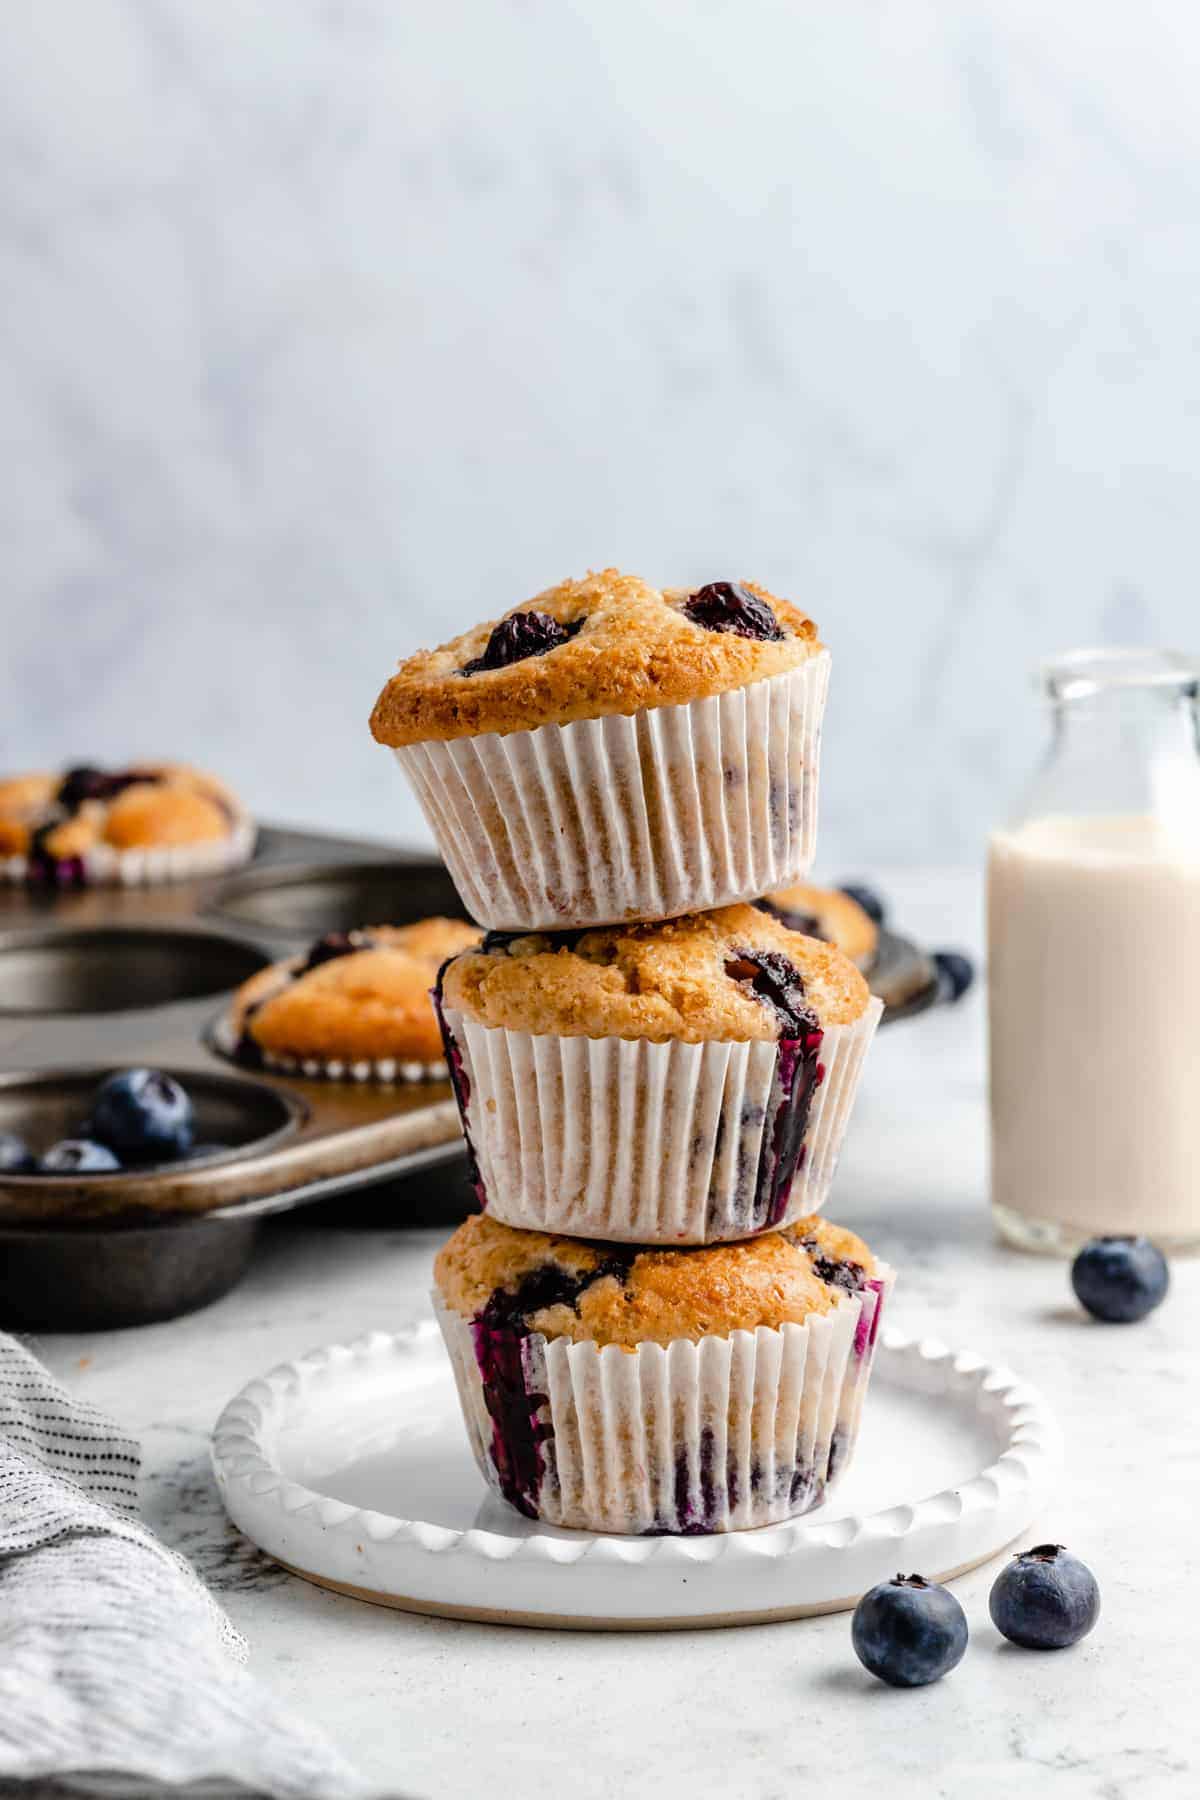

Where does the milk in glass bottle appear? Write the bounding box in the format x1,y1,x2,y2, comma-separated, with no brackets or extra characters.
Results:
989,650,1200,1252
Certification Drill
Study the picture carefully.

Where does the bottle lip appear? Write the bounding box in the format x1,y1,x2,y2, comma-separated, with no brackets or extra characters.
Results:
1040,647,1199,702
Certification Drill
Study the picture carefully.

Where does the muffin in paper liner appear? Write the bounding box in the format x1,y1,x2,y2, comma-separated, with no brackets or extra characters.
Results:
209,1011,447,1085
212,920,481,1086
1,819,256,889
437,996,882,1244
433,1266,892,1535
393,655,829,931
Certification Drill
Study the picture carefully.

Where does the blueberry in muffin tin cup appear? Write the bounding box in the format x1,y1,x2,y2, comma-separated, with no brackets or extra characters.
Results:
393,656,830,931
438,995,882,1244
434,1266,893,1535
1,818,256,888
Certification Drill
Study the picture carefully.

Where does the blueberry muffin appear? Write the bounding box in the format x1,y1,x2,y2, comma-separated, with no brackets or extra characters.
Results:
0,762,254,886
435,902,882,1242
434,1210,893,1533
756,882,879,971
225,918,480,1081
370,569,830,929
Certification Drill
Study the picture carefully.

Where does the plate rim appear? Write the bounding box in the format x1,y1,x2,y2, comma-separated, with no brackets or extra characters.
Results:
212,1319,1062,1571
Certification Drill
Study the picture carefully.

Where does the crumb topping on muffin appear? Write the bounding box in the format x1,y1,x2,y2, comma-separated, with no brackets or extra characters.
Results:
369,568,822,746
0,762,245,860
438,903,868,1042
232,917,480,1065
755,882,879,970
434,1211,877,1348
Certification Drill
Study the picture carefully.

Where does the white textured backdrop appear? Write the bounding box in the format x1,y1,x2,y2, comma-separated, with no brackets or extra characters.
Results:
4,0,1199,865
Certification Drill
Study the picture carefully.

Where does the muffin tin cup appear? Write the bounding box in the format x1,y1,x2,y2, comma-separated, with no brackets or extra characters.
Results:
209,1011,446,1086
434,1266,893,1535
1,818,257,888
441,997,882,1245
393,655,830,931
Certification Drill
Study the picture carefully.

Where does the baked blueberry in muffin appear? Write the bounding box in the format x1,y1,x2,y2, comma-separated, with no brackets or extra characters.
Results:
226,917,480,1080
433,903,881,1243
370,568,830,929
433,1210,893,1533
754,882,880,971
0,762,252,886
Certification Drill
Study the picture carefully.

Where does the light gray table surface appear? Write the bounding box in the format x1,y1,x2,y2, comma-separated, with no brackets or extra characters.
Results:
34,870,1197,1800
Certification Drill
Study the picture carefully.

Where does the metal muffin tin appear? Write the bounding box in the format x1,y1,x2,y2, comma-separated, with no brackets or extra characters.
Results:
0,827,473,1328
0,829,947,1329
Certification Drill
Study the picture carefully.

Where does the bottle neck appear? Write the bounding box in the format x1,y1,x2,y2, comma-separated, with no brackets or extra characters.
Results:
1023,683,1200,841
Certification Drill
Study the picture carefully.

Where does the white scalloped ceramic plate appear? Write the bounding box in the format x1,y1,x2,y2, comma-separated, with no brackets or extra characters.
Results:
213,1322,1060,1630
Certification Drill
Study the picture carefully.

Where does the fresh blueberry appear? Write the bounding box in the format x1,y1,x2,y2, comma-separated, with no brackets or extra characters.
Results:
851,1573,969,1687
40,1138,121,1174
933,950,975,1002
989,1545,1100,1650
460,610,583,675
682,581,784,641
838,883,887,926
1071,1236,1169,1323
89,1068,195,1158
0,1131,35,1174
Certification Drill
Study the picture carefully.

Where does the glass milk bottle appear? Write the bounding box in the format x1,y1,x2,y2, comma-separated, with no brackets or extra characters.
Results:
989,649,1200,1253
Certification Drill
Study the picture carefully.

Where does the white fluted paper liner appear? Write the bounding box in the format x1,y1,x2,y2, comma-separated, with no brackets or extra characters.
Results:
395,655,830,931
435,1263,893,1534
442,994,882,1244
1,819,256,888
209,1011,445,1085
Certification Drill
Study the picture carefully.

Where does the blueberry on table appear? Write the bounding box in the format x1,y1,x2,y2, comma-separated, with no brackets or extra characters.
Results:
932,950,975,1002
851,1573,968,1687
837,883,886,926
89,1068,195,1158
0,1132,35,1174
1071,1236,1169,1323
989,1545,1100,1650
40,1138,121,1174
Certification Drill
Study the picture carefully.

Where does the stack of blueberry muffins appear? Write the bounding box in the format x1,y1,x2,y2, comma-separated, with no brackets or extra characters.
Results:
371,569,891,1535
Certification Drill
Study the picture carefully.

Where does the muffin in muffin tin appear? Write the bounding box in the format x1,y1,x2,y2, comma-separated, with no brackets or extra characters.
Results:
223,917,480,1082
371,568,830,930
0,761,254,886
435,902,881,1243
755,882,879,971
434,1211,893,1534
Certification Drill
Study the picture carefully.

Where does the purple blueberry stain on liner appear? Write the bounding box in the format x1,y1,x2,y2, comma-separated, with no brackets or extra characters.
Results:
682,582,785,642
853,1277,888,1356
460,610,584,676
431,958,486,1212
470,1250,637,1519
724,948,825,1228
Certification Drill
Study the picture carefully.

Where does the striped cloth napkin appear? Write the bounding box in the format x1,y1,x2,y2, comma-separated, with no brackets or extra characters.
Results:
0,1333,376,1799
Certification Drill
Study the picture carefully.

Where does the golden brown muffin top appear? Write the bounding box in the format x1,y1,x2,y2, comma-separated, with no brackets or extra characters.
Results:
439,903,868,1043
369,568,822,746
756,882,879,970
0,762,245,856
232,918,480,1064
434,1212,877,1347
